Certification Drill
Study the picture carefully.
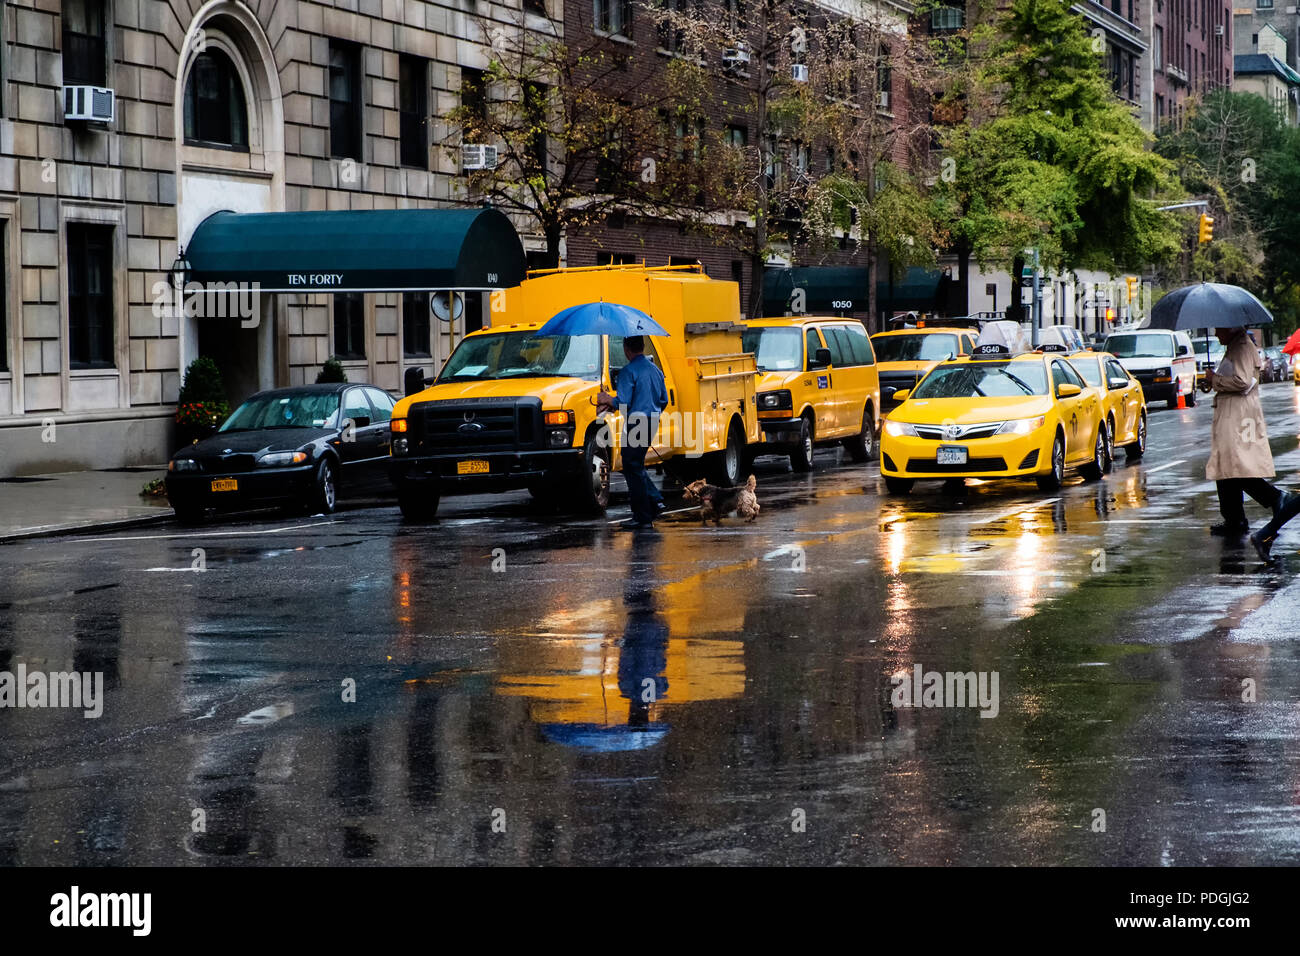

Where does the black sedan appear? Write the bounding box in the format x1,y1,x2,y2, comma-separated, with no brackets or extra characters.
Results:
165,383,397,522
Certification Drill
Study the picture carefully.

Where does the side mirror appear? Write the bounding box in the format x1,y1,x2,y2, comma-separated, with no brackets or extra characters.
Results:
1177,344,1191,356
404,366,432,396
1056,383,1082,398
1108,378,1129,390
810,347,832,369
892,388,911,403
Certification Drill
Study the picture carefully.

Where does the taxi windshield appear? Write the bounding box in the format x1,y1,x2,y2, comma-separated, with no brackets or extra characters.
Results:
914,362,1048,398
220,392,341,431
741,327,803,371
874,333,959,363
1072,357,1103,387
438,332,603,382
1106,334,1174,359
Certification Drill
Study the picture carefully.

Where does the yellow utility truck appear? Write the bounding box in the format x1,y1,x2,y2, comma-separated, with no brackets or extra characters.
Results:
388,265,760,519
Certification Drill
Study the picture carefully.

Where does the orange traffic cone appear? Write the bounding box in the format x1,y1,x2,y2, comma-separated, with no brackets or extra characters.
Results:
1176,389,1186,410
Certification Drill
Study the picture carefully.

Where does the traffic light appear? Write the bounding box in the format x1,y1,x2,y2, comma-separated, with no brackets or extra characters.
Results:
1125,276,1138,302
1197,213,1214,244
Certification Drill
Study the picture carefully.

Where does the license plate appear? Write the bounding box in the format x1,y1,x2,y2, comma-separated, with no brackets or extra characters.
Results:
457,459,490,475
210,478,238,492
936,445,968,466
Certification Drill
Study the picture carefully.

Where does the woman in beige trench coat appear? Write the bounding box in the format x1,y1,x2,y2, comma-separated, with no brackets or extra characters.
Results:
1206,327,1299,559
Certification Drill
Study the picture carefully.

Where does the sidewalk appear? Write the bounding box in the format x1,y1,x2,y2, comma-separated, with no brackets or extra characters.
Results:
0,467,174,541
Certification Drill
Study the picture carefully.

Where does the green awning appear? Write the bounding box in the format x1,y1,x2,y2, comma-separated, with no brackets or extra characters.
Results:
762,266,868,314
185,206,526,293
880,266,945,312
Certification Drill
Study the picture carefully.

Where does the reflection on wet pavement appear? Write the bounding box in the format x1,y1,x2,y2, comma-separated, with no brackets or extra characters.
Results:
0,386,1299,864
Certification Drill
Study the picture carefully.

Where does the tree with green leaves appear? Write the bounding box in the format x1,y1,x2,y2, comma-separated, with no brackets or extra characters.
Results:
937,0,1182,319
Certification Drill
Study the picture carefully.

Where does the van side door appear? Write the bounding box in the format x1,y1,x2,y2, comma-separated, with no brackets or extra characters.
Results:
804,327,835,437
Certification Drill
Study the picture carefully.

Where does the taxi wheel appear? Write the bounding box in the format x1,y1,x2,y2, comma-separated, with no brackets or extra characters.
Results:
307,458,337,515
1037,433,1065,491
884,476,913,495
845,405,878,463
790,415,815,473
1124,413,1147,461
1102,418,1116,470
1080,427,1106,481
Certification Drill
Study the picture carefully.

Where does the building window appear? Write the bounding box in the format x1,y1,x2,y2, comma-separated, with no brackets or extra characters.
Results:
0,222,7,373
594,0,631,35
658,0,690,54
524,82,548,173
333,293,365,360
1256,0,1270,9
931,5,964,30
329,41,363,161
67,223,115,370
524,0,547,14
596,251,638,266
402,293,430,357
725,0,745,32
596,120,626,189
62,0,107,87
1154,27,1163,69
399,55,428,169
183,50,249,150
725,124,747,148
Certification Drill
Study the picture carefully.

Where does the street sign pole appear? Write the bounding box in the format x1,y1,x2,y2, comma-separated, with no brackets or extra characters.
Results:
1032,247,1042,348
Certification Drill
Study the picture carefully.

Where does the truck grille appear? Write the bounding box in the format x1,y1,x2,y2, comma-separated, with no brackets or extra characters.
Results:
880,372,920,407
411,397,543,452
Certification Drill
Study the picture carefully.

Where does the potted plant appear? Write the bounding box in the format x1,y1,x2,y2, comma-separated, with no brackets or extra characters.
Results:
175,357,230,444
316,356,348,383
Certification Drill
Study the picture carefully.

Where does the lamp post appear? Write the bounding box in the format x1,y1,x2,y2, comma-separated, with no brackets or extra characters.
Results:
169,248,190,319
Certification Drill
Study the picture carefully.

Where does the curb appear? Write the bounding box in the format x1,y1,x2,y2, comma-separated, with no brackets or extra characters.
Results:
0,511,175,544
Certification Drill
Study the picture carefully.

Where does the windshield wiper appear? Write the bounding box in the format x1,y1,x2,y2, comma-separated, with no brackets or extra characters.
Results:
437,374,485,383
1000,372,1036,395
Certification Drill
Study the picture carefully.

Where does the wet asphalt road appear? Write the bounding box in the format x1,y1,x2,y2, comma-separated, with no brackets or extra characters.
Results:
2,385,1300,866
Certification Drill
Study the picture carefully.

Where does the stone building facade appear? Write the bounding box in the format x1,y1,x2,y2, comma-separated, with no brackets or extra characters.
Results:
0,0,551,476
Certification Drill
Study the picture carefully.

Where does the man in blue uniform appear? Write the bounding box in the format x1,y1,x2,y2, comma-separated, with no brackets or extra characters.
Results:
597,336,668,529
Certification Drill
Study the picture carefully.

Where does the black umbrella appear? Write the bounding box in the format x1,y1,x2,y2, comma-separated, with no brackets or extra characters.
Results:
1149,282,1273,332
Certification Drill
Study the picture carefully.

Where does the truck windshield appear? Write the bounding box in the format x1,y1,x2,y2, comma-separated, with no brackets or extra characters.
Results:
873,333,959,363
914,362,1048,398
438,332,603,382
1106,334,1174,359
741,327,803,371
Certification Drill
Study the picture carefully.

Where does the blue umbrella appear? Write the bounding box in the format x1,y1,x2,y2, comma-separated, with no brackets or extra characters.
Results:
538,301,670,338
540,723,670,752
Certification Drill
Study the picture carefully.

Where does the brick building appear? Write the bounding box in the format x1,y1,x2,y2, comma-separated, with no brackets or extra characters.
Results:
1147,0,1235,129
0,0,548,477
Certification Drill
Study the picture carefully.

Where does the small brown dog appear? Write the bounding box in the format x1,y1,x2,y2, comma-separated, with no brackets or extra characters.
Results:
682,474,760,525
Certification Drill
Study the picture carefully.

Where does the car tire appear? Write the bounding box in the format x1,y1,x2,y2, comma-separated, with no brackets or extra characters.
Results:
884,476,913,495
1124,413,1147,461
1037,433,1065,491
1185,384,1197,407
306,457,337,515
844,405,878,463
172,500,205,525
709,419,745,486
1080,427,1106,481
397,481,439,521
790,415,815,473
572,429,611,513
1103,417,1116,470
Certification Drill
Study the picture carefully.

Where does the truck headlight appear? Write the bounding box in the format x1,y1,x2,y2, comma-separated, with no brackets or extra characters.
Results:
995,416,1046,436
884,420,918,437
393,437,409,455
168,458,200,472
757,390,793,411
1153,367,1172,383
549,429,572,447
257,451,309,467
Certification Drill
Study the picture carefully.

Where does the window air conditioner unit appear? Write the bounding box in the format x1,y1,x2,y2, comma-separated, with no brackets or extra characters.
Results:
461,144,499,171
791,63,809,83
877,90,891,109
723,45,751,70
63,85,115,123
1214,24,1224,36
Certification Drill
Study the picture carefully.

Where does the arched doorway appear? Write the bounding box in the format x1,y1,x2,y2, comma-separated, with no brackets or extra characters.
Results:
173,1,284,407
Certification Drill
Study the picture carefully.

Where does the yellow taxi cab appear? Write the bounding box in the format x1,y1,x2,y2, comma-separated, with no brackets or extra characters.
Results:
880,334,1108,494
741,317,881,470
1066,349,1148,463
871,324,979,413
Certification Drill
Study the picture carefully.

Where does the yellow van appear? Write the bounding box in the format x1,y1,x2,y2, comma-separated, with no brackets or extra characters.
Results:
388,265,760,519
741,316,882,470
871,326,978,413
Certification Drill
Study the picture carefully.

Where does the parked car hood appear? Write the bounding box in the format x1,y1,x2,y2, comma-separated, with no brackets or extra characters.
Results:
175,427,330,458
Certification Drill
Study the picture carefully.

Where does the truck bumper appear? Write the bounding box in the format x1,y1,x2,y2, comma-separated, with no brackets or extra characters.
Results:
389,448,587,493
758,417,802,446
